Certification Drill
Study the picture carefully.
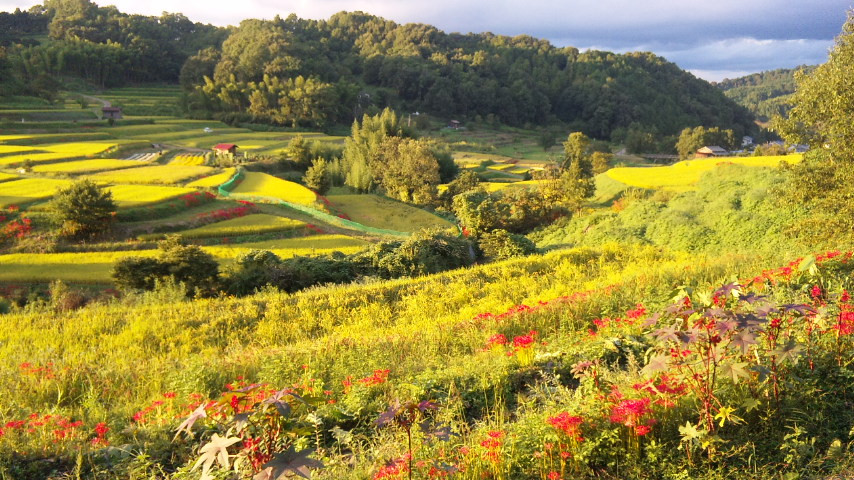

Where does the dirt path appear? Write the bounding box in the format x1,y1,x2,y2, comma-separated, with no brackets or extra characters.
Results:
77,93,111,108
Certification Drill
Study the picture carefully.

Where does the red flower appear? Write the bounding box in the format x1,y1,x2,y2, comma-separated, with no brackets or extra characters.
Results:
547,412,584,441
484,333,507,349
358,369,390,387
512,331,537,349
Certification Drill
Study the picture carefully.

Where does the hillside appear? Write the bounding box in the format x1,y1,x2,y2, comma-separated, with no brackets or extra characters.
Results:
716,66,815,122
1,2,755,139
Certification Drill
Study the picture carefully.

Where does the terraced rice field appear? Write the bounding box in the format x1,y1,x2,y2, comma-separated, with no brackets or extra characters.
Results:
0,145,40,155
606,155,802,191
170,154,207,166
0,173,17,183
0,234,367,283
185,168,237,188
32,159,143,174
148,214,305,240
327,194,454,232
0,152,83,166
38,142,118,155
124,153,160,162
87,165,214,184
205,234,368,260
107,184,197,207
0,177,73,207
231,172,317,206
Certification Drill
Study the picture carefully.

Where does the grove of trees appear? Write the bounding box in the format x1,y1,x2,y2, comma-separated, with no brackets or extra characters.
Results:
1,1,756,143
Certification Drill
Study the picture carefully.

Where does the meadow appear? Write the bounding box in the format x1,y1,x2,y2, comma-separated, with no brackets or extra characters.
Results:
326,193,454,232
3,240,851,479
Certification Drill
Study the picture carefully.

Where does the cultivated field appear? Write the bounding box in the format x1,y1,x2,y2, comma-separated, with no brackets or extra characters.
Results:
606,154,802,190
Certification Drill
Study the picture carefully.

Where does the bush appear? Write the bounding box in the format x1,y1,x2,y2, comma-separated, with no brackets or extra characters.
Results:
112,236,220,296
478,229,537,260
357,229,475,278
47,179,116,239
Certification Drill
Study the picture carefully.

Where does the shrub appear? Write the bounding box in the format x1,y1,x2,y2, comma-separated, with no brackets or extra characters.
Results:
478,229,537,260
112,236,220,296
46,179,116,239
357,229,475,278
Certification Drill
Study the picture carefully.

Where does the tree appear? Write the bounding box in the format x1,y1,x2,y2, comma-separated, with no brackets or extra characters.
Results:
675,126,736,159
374,137,440,204
47,179,116,239
561,132,590,171
112,235,220,296
591,151,613,175
452,190,507,237
286,135,312,169
774,12,854,164
303,158,331,195
772,11,854,247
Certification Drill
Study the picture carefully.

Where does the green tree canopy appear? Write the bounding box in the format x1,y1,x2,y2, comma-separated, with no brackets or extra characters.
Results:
47,179,116,239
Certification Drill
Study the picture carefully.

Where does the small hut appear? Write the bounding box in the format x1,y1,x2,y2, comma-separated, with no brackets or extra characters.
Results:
213,143,238,155
448,120,461,129
695,146,728,158
101,106,123,120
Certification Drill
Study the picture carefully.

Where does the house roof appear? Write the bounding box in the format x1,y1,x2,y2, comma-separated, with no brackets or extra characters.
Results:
213,143,237,150
697,146,728,154
102,106,121,112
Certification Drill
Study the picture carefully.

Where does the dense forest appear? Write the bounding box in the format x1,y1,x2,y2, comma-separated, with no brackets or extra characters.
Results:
716,66,815,122
0,0,757,143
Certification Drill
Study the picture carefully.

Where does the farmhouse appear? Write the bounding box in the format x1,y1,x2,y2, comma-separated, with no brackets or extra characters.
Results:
448,120,461,129
213,143,238,155
695,146,728,158
101,106,122,120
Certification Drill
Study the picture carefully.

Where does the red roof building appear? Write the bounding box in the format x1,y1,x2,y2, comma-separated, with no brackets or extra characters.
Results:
213,143,238,154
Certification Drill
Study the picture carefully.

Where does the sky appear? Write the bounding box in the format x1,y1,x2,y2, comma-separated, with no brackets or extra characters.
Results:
2,0,851,81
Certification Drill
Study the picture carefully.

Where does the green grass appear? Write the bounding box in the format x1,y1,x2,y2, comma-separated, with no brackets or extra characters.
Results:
606,154,802,190
327,194,454,232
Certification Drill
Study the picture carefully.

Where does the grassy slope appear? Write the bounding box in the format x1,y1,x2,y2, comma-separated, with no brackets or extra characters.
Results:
326,194,454,232
5,243,850,479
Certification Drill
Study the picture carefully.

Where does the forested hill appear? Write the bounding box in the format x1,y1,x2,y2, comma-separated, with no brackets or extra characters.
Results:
715,66,815,122
1,2,755,139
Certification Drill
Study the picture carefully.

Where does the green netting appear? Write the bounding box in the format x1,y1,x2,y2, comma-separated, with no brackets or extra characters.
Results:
218,190,410,238
217,167,245,195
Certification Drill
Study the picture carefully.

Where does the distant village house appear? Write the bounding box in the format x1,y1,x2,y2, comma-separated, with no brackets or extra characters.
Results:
448,120,461,129
695,146,728,158
101,106,122,120
213,143,238,155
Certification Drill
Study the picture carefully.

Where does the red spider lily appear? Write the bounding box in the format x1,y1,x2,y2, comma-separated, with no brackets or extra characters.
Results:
610,398,655,430
359,369,391,387
374,454,411,479
547,412,584,442
484,333,507,349
512,331,537,349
